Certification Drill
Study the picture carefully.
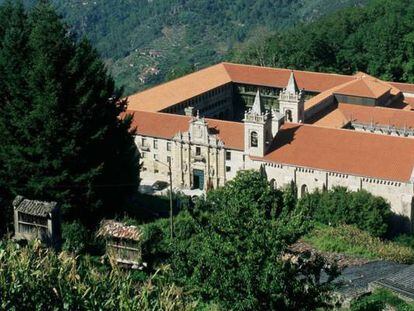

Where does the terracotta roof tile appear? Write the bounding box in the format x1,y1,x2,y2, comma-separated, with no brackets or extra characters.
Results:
309,103,414,129
127,62,357,113
259,123,414,182
222,62,355,92
129,110,244,150
127,63,232,112
339,104,414,129
403,97,414,110
334,77,391,99
390,82,414,94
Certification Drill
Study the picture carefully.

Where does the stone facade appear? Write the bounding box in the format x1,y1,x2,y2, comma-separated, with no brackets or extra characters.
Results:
134,72,414,231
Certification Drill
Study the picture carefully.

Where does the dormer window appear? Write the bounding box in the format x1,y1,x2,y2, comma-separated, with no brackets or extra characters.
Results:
250,131,258,147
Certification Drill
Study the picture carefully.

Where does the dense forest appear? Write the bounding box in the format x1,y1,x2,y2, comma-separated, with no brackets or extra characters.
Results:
234,0,414,83
7,0,366,94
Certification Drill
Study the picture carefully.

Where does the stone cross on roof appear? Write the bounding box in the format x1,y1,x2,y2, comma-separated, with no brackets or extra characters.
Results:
286,71,298,94
251,90,264,115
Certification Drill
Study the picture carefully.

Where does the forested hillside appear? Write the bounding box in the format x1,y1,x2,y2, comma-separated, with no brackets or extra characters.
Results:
13,0,366,94
234,0,414,83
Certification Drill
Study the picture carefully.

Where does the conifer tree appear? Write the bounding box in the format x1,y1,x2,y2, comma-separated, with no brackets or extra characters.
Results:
0,1,139,226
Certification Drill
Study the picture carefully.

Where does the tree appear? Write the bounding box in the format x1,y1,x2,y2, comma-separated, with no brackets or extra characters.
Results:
165,171,337,310
298,187,392,237
0,1,139,227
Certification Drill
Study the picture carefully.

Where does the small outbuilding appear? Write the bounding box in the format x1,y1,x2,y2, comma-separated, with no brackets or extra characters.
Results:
97,220,143,269
13,195,61,248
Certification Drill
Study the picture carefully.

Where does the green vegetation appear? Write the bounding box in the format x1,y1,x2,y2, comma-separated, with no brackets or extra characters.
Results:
304,225,414,264
0,240,197,310
298,187,392,237
0,1,139,226
141,171,339,310
11,0,366,94
235,0,414,83
350,288,414,311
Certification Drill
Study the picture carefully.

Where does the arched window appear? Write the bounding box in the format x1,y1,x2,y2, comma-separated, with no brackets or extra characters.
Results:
250,131,258,147
301,184,308,197
285,110,293,122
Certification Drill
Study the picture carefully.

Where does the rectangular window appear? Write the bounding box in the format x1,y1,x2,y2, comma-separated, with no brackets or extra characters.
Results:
153,154,158,161
141,152,146,158
196,147,201,156
167,156,171,164
142,137,146,146
153,139,158,149
167,142,171,151
226,166,231,172
226,151,231,161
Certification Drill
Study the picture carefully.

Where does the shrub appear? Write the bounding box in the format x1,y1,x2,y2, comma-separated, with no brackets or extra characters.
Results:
0,239,197,310
351,288,414,311
304,225,414,264
61,221,90,255
168,171,337,310
298,187,392,237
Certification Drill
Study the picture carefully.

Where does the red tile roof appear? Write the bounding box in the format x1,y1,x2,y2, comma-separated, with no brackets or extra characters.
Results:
222,63,354,92
127,63,232,112
127,62,357,113
390,82,414,94
128,110,414,182
260,123,414,182
339,104,414,129
127,63,414,114
333,77,391,99
128,110,244,150
309,103,414,129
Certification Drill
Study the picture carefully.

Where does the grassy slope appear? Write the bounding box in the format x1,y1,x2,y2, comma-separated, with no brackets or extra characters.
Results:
303,224,414,264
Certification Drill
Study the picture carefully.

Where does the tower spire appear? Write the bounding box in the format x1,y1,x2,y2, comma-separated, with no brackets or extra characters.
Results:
286,71,298,94
252,90,264,115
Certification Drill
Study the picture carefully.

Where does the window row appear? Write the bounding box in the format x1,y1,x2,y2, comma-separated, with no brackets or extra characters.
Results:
141,138,171,151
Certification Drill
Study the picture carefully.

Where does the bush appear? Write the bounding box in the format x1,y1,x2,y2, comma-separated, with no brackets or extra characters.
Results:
394,234,414,250
298,187,392,237
351,288,414,311
0,240,197,310
61,221,90,255
304,224,414,264
167,171,337,310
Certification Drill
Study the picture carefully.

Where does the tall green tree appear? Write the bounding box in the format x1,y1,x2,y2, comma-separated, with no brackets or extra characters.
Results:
0,1,139,226
143,171,338,310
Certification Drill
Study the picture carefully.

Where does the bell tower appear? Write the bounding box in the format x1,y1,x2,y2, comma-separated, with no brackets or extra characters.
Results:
278,71,305,123
244,90,272,157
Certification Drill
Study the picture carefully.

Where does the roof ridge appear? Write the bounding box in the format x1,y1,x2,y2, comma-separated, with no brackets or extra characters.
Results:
128,63,230,98
297,121,414,140
222,62,355,78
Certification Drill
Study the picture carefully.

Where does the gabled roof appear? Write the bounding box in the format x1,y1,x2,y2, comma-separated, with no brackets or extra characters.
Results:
127,62,357,112
13,195,57,217
222,62,355,92
127,63,232,112
340,104,414,129
258,123,414,182
129,110,245,150
98,220,142,241
333,76,391,99
309,103,414,129
127,62,414,114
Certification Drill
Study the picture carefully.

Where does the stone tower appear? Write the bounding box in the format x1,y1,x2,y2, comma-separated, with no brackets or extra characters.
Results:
244,90,272,157
278,71,305,123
